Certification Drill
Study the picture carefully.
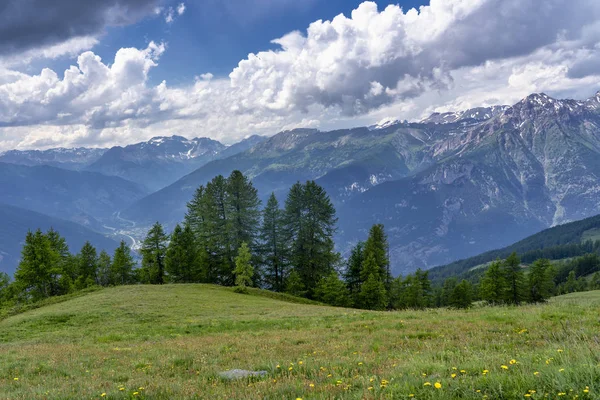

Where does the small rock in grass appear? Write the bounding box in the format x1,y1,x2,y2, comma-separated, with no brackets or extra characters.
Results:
218,369,268,380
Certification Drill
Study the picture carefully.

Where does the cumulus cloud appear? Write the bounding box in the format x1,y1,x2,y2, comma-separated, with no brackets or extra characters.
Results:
1,0,600,151
0,0,160,56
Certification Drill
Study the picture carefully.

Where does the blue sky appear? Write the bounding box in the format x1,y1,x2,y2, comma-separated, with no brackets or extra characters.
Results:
42,1,426,86
1,0,599,150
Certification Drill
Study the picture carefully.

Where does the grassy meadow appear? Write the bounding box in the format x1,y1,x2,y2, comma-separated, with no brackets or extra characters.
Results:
0,285,599,399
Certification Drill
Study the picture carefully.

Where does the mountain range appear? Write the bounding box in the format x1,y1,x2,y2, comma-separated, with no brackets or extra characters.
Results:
3,92,600,277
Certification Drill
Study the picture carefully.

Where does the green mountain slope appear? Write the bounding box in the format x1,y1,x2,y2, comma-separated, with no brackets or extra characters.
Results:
428,213,600,283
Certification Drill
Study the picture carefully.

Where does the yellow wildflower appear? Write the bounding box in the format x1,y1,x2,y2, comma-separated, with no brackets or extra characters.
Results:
434,382,442,389
451,373,457,378
13,378,18,381
482,369,489,375
368,387,373,391
509,359,517,365
133,392,139,396
559,368,565,372
534,371,540,376
101,394,106,398
289,367,293,371
558,393,566,396
557,349,563,353
119,387,125,391
298,361,303,365
424,382,432,386
309,383,314,388
460,369,466,373
358,362,363,366
501,365,509,370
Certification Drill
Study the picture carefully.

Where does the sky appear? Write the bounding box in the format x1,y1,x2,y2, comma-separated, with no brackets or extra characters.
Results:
0,0,600,150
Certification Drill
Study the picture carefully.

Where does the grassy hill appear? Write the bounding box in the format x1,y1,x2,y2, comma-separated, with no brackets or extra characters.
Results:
1,285,598,399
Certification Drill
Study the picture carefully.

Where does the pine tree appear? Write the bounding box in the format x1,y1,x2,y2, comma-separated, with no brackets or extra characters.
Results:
165,224,198,283
363,224,391,289
314,271,351,307
564,270,577,293
14,230,60,300
358,253,387,310
480,260,506,304
76,241,98,289
226,170,261,253
527,258,555,303
414,269,432,307
440,277,458,307
110,240,136,285
449,280,473,309
284,181,339,297
503,252,525,305
97,250,112,287
202,175,232,284
233,242,254,292
260,193,287,291
140,222,168,284
344,241,365,305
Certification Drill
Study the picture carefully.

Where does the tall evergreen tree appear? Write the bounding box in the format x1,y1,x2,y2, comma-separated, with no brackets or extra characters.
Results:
110,240,136,285
358,253,387,310
97,250,112,287
0,272,10,306
76,241,98,289
503,252,525,304
14,230,60,300
440,277,458,307
140,222,168,284
363,224,391,289
202,175,232,284
260,193,287,291
233,242,254,292
564,270,577,293
344,241,365,304
284,181,339,297
480,260,506,304
592,271,600,290
165,224,198,282
226,170,261,253
527,258,555,303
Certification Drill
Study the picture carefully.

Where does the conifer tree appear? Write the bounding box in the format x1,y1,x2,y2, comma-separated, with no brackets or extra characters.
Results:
233,242,254,292
480,260,506,304
97,250,112,287
440,277,458,307
449,280,473,309
284,181,339,297
141,222,168,284
564,270,577,293
110,240,136,285
165,224,198,282
344,241,365,304
202,175,232,284
527,258,555,303
260,193,287,291
0,272,10,306
363,224,391,288
76,241,98,289
315,271,351,307
414,269,432,307
14,230,60,300
502,252,525,304
358,253,388,310
226,170,261,253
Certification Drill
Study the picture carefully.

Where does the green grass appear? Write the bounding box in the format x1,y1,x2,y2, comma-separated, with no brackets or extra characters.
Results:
1,285,599,399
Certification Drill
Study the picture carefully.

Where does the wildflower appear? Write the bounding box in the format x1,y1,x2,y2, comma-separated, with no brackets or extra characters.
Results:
13,378,18,381
482,369,489,375
273,379,277,383
452,367,458,370
476,390,481,393
409,394,415,397
583,387,589,394
434,382,442,389
296,398,303,400
424,382,432,386
276,365,280,369
368,387,373,391
559,368,565,372
460,369,466,373
289,367,293,371
369,378,375,383
558,393,566,396
557,349,564,353
529,390,536,394
309,383,314,388
327,374,332,377
139,387,144,391
524,394,531,398
510,359,517,365
451,373,457,378
381,380,389,385
119,387,125,391
101,394,106,398
422,373,427,377
299,361,303,365
358,362,363,366
501,365,509,370
534,371,540,376
133,392,139,396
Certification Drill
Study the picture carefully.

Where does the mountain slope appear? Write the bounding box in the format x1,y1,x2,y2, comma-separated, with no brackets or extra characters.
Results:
339,93,600,274
121,126,447,224
85,136,226,191
0,204,120,275
427,213,600,283
0,148,106,170
0,163,148,227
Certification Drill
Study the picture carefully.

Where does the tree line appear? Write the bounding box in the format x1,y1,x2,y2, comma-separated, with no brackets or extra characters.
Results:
2,170,600,311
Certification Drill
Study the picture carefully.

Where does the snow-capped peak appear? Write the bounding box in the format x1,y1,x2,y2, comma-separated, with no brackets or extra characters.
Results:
368,117,402,130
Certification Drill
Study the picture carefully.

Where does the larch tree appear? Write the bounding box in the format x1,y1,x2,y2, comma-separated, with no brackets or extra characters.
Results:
110,240,137,285
502,252,525,304
260,193,287,292
141,222,168,284
233,242,254,292
479,260,506,304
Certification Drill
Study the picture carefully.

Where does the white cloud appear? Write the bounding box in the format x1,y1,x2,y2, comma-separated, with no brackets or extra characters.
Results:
177,3,186,15
1,0,600,151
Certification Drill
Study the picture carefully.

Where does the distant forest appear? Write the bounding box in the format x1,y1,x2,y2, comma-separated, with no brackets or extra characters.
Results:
1,171,600,312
